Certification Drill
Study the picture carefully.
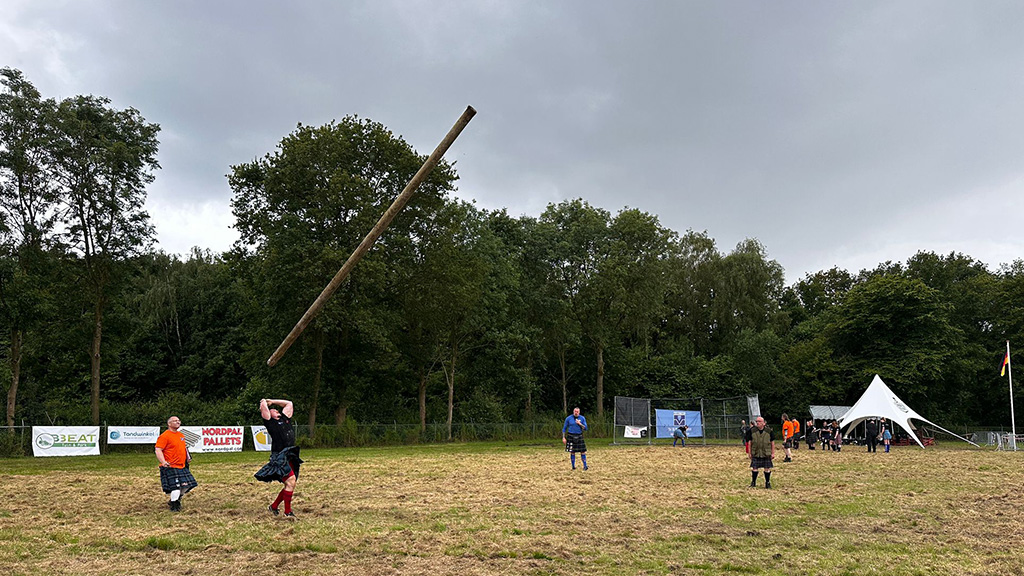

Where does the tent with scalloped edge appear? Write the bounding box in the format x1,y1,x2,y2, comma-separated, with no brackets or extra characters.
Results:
838,374,978,448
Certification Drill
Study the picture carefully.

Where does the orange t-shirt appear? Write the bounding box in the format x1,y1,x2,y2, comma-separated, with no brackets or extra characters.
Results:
782,420,794,440
793,420,801,434
156,430,188,468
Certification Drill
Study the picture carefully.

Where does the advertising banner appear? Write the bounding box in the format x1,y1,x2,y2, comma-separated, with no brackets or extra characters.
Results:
624,426,647,439
107,426,160,444
179,426,244,453
250,426,272,451
32,426,100,457
654,410,703,438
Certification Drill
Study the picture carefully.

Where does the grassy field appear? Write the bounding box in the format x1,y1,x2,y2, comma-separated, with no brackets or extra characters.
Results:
1,440,1021,575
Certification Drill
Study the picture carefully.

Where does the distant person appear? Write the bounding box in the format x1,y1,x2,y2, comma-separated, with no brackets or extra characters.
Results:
781,413,794,462
673,425,688,447
562,407,589,470
745,416,776,489
882,425,892,452
740,420,751,455
865,418,879,453
791,417,801,450
255,398,303,518
805,418,816,450
154,415,197,512
831,420,842,452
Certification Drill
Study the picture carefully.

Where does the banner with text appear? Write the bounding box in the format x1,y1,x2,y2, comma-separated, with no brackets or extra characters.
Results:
33,426,101,457
250,426,272,451
624,426,647,439
107,426,160,444
179,426,244,453
654,410,703,438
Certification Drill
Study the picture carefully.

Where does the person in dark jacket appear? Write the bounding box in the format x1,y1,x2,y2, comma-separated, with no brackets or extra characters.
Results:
255,398,303,517
744,416,776,489
865,418,879,453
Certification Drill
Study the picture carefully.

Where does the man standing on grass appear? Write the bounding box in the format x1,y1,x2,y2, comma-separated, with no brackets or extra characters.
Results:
255,398,303,518
562,407,589,470
154,416,197,512
781,413,794,462
865,418,879,453
745,416,776,489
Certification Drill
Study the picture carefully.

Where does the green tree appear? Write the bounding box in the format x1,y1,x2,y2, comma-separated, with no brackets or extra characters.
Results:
0,68,60,426
827,274,965,411
230,116,457,431
49,94,159,425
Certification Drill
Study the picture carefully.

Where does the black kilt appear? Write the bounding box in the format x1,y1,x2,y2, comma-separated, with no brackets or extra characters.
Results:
749,456,774,470
159,466,198,494
255,446,303,483
565,433,587,453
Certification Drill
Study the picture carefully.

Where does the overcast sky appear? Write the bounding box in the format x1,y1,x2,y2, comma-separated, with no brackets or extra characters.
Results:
4,1,1024,283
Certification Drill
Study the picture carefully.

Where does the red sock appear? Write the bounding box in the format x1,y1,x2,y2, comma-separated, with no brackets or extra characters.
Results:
272,489,287,510
282,490,293,514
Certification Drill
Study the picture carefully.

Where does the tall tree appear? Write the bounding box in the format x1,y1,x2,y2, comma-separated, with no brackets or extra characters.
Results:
230,116,457,430
0,68,60,426
51,95,159,425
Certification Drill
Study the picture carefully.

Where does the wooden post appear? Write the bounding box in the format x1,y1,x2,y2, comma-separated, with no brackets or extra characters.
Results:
267,105,477,367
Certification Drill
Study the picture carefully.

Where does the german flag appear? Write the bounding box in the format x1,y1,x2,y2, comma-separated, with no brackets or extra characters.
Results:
1001,352,1010,377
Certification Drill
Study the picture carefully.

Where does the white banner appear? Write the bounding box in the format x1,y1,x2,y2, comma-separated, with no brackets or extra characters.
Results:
180,426,244,453
624,425,647,439
33,426,100,457
250,426,272,452
107,426,160,444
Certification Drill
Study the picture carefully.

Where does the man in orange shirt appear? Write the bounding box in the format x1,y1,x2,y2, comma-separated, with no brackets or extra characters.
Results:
155,415,198,512
791,417,801,450
780,413,794,463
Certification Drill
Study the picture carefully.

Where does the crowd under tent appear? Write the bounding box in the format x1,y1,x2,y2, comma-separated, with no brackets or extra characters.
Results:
839,374,978,448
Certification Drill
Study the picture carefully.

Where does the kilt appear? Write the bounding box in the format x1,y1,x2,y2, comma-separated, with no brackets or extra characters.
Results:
255,446,303,483
749,456,774,470
565,433,586,453
159,465,198,494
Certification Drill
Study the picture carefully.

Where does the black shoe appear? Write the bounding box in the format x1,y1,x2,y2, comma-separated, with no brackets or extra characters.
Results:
169,499,181,512
765,483,772,489
284,512,296,518
268,505,279,516
749,482,756,488
583,466,589,471
783,457,792,462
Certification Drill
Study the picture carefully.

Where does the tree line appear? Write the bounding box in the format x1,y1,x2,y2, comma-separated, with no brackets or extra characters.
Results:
1,68,1020,436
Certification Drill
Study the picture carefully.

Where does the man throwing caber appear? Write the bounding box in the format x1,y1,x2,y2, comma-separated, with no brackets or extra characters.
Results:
562,407,589,470
155,415,197,511
255,398,303,518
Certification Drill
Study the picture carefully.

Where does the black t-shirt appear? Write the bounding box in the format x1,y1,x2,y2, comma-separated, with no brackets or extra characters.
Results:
263,415,295,453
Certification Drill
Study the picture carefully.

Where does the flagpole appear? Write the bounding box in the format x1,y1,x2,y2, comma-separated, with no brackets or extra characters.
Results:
1009,341,1017,451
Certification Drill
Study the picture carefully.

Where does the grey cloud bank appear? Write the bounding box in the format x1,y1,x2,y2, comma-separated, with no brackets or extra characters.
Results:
4,1,1023,283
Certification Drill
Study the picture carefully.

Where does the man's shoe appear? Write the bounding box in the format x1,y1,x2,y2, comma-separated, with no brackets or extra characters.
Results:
749,482,756,488
765,483,772,489
169,499,181,512
268,505,279,516
783,457,792,462
284,512,296,518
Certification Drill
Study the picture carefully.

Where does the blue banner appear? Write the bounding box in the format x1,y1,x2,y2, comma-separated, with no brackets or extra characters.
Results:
655,409,703,438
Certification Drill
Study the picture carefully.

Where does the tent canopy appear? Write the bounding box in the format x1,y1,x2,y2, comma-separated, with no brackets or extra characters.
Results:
839,374,977,448
809,405,851,422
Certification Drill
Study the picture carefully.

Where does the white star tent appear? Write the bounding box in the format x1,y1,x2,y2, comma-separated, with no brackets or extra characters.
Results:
839,374,978,448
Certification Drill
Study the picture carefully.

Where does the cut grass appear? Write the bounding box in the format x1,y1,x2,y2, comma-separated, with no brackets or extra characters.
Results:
0,442,1021,575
